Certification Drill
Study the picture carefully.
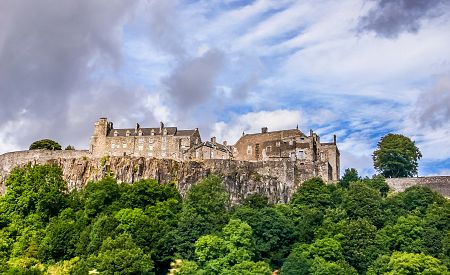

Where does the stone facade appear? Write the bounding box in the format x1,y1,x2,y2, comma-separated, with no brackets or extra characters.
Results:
89,118,340,182
188,137,233,160
233,127,340,181
90,118,201,161
386,177,450,198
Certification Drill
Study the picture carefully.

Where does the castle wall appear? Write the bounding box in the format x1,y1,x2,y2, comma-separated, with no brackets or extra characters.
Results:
386,177,450,198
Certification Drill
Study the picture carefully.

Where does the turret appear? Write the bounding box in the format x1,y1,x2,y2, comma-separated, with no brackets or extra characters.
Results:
90,117,110,156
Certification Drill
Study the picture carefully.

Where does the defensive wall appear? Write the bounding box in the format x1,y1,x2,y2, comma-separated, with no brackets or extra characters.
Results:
386,177,450,198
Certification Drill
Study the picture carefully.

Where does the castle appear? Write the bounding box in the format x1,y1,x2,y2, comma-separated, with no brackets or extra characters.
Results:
90,118,340,181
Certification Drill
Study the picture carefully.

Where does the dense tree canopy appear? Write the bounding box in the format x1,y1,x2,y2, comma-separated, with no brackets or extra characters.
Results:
373,133,422,178
1,164,449,274
29,139,62,150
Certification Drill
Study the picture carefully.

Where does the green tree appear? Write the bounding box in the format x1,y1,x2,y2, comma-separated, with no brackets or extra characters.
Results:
29,139,62,150
291,177,331,210
87,233,154,274
341,218,382,273
343,182,384,227
338,168,360,188
2,164,68,221
189,219,270,274
367,252,449,275
232,206,297,268
282,238,357,275
373,134,422,177
64,145,75,150
165,176,229,260
376,214,425,253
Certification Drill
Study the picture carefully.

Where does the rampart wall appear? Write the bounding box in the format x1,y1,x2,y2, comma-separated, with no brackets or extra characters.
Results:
386,177,450,198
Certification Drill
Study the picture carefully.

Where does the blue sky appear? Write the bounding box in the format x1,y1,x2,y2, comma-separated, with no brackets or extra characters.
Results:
0,0,449,176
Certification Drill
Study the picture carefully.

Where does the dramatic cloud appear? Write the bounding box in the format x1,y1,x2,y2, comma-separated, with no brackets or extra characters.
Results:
415,75,450,128
0,0,449,175
163,49,225,112
0,0,144,149
358,0,450,38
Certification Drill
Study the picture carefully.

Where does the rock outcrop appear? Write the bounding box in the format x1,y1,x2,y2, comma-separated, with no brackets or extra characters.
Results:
2,150,450,203
0,150,318,204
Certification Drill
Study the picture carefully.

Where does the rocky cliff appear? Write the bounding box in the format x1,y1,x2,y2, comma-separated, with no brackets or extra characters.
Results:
0,150,319,204
2,150,450,203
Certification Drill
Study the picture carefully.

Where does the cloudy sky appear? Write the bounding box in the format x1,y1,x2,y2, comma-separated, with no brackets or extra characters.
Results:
0,0,449,176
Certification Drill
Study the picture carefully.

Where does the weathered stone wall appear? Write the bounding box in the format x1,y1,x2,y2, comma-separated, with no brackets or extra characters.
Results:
386,177,450,198
0,150,318,204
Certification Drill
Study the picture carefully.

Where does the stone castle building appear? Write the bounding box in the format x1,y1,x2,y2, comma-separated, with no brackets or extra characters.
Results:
90,118,340,181
90,118,201,160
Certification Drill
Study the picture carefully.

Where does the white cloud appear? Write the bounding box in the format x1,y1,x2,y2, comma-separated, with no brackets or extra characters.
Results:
212,109,304,144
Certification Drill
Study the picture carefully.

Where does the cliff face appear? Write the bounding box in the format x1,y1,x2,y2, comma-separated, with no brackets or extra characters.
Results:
2,150,449,203
0,150,318,204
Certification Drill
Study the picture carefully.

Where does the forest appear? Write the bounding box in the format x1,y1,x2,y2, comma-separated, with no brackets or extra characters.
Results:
1,164,450,274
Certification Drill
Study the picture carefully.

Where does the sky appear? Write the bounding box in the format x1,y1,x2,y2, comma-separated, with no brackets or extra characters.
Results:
0,0,449,176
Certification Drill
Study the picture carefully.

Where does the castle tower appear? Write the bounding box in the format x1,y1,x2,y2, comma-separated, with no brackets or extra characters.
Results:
90,117,110,157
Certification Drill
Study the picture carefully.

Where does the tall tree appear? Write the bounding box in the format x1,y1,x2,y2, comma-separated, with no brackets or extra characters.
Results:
373,134,422,177
29,139,62,150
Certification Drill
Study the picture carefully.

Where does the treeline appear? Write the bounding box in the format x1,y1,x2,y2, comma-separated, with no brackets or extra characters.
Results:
1,165,450,274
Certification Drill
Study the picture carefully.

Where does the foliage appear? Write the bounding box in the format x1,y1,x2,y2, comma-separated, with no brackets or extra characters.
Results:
1,164,450,274
29,139,62,150
373,133,422,177
64,145,75,150
339,168,360,188
367,252,449,275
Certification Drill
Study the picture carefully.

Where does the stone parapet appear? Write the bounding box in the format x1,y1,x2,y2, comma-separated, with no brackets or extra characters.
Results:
386,176,450,198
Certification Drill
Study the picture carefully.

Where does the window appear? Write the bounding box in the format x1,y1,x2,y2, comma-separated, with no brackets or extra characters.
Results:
126,130,130,137
196,150,200,158
139,138,144,143
161,152,166,157
149,145,153,151
211,150,215,158
289,140,294,146
163,129,168,135
247,145,252,155
297,150,304,159
151,129,155,136
138,145,143,151
266,146,271,153
114,131,118,137
138,130,143,136
122,143,127,148
276,141,281,147
111,144,115,149
290,152,296,161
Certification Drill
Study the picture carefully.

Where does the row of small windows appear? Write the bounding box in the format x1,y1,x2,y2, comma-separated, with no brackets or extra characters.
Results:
114,129,169,137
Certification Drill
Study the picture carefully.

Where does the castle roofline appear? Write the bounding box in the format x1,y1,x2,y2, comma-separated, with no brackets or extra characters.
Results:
107,127,197,137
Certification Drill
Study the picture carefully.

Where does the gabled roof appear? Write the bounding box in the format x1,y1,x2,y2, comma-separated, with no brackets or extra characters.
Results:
191,141,232,153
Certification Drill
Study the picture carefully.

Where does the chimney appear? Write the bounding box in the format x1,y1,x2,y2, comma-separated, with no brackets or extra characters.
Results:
211,136,216,143
333,135,337,145
223,141,227,146
135,123,140,133
160,121,164,133
309,129,313,137
261,127,268,134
